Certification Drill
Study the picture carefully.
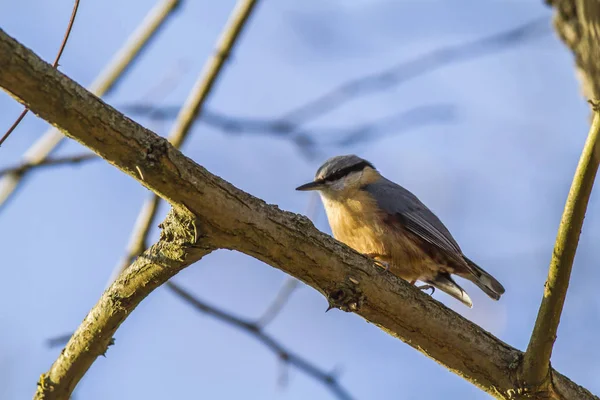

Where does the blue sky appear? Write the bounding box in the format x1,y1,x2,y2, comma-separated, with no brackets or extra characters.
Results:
1,0,598,399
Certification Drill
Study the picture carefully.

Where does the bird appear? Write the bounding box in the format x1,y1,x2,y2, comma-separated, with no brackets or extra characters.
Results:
295,154,505,308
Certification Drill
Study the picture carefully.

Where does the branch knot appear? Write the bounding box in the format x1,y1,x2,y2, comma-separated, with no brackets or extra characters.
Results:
326,280,364,312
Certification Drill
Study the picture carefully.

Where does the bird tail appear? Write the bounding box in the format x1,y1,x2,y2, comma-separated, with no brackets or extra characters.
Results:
460,256,505,301
425,273,473,308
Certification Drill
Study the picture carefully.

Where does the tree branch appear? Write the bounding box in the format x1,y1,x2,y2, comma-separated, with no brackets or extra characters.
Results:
118,18,549,152
255,278,300,328
278,16,549,126
521,102,600,391
165,281,352,400
0,27,597,400
105,0,261,287
119,18,549,143
0,153,97,176
121,103,457,158
35,209,214,400
0,0,181,210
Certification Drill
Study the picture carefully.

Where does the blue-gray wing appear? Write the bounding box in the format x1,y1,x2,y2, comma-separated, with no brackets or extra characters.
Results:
363,178,462,255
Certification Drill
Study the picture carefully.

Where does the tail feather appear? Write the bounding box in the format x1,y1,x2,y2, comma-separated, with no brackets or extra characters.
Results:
425,273,473,308
461,256,505,301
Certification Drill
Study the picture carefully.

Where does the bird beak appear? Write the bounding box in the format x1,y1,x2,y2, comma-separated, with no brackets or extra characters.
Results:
295,181,324,191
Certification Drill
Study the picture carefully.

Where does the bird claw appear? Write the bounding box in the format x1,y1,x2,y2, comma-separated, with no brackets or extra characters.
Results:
374,260,389,274
416,284,435,295
363,253,389,274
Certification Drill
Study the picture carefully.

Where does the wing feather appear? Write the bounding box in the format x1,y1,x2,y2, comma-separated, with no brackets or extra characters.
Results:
363,178,462,256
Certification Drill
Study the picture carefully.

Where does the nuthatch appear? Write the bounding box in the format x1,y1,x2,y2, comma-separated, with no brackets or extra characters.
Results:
296,154,505,307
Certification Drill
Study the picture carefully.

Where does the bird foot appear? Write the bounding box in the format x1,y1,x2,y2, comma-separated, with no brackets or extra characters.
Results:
364,253,389,275
374,260,390,274
416,284,435,295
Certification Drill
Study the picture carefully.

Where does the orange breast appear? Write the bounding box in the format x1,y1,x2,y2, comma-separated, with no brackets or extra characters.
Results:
322,191,434,281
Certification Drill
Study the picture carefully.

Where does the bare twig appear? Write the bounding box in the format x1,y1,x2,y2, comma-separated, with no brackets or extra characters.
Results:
3,27,598,400
0,0,181,210
278,17,550,126
0,153,97,176
104,0,261,286
0,64,188,180
165,281,354,400
123,103,456,138
521,104,600,391
0,0,80,147
167,0,260,149
0,111,28,147
256,278,300,328
123,17,549,132
0,103,455,178
120,103,457,160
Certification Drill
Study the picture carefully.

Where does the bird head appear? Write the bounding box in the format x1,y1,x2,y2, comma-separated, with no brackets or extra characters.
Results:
296,154,379,199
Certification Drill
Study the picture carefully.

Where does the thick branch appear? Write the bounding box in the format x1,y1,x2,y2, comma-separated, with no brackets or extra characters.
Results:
0,28,597,400
34,209,213,400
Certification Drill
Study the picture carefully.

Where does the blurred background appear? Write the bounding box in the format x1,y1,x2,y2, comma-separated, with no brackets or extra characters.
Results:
0,0,598,399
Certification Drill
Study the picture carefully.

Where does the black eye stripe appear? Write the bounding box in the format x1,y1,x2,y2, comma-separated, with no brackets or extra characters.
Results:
322,160,374,182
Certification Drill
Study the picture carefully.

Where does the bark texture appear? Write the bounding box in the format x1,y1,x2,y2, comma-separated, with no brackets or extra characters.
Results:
0,26,597,400
34,209,213,399
548,0,600,101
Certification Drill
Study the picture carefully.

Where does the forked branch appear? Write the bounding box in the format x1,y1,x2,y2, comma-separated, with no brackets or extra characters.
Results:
0,27,597,399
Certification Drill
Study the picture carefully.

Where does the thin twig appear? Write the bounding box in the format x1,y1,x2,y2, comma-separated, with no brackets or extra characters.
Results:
0,153,97,176
521,104,600,389
278,17,549,126
0,0,182,210
0,0,80,147
167,0,260,149
122,103,456,137
123,16,549,131
165,281,354,400
0,103,454,176
0,111,28,147
0,61,187,178
118,19,549,154
122,18,547,134
256,279,300,327
121,103,457,160
104,0,261,286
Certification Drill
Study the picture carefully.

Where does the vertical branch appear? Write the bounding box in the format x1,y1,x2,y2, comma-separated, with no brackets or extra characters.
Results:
0,0,181,209
105,0,261,284
521,105,600,388
167,0,259,149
